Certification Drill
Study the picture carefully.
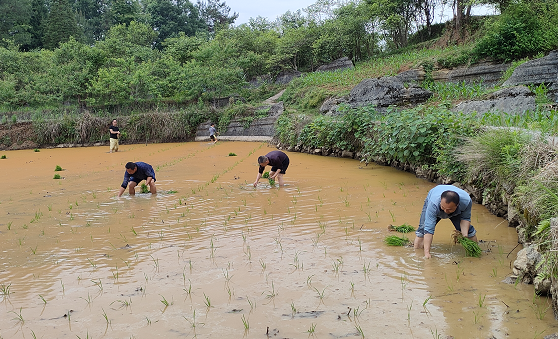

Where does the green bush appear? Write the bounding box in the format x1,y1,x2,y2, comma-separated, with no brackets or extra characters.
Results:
474,1,558,61
362,106,478,166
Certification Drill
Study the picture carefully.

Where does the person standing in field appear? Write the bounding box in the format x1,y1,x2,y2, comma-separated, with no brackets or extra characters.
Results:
118,162,157,197
414,185,478,258
109,119,120,153
253,150,290,187
209,123,218,144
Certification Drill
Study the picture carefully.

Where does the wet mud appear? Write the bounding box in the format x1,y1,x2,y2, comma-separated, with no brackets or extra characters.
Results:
0,142,556,338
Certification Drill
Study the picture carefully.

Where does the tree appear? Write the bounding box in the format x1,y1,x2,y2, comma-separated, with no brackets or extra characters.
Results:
43,0,83,49
27,0,49,50
366,0,416,49
196,0,238,36
0,0,32,48
143,0,205,49
107,0,144,27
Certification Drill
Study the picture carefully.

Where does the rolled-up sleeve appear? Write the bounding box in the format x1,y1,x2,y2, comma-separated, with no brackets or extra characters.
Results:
460,200,472,221
423,202,439,235
121,172,130,188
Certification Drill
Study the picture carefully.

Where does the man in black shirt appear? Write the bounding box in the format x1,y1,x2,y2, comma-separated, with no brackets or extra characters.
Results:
109,119,120,153
253,150,290,187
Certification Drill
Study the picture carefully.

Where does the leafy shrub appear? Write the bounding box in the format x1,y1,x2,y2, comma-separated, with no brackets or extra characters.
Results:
474,1,558,61
362,106,478,166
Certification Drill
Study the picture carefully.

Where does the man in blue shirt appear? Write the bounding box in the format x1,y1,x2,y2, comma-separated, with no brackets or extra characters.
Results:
118,162,157,197
414,185,478,258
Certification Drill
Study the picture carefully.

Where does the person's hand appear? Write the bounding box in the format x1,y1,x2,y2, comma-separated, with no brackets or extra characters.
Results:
253,181,258,187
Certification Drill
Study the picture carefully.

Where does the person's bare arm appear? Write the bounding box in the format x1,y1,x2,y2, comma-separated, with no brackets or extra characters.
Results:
118,186,126,197
423,234,433,259
459,220,470,237
253,173,262,187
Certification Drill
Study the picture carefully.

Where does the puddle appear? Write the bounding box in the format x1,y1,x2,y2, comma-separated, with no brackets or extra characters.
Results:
0,142,556,338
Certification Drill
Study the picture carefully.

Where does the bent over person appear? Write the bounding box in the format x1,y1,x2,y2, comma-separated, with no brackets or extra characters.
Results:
253,150,289,187
414,185,478,258
118,162,157,197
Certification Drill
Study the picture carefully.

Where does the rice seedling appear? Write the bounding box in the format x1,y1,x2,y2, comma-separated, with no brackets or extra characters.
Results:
355,324,365,338
55,165,63,171
0,283,12,296
491,267,498,277
384,235,409,246
7,221,12,230
53,174,61,179
34,148,40,152
473,310,482,324
0,155,5,159
102,308,110,325
39,294,47,304
11,307,24,324
259,259,266,272
81,292,93,305
265,281,277,299
423,296,432,312
451,231,482,257
313,286,326,302
444,274,454,292
204,293,211,307
387,223,415,233
229,152,237,156
223,269,233,283
307,323,316,336
87,258,97,269
290,302,297,316
111,298,132,309
92,279,103,292
241,314,249,330
430,328,442,339
30,246,37,255
247,296,255,311
160,295,173,307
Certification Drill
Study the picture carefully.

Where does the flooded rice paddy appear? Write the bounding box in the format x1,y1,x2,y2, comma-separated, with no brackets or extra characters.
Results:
0,141,556,339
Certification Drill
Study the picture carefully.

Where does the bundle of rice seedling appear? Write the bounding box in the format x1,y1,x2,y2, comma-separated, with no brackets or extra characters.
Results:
384,235,410,246
262,172,275,186
140,183,150,194
452,230,482,257
388,223,416,233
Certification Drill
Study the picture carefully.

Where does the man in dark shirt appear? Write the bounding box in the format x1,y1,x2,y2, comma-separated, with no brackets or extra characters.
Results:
118,162,157,197
253,150,290,187
109,119,120,153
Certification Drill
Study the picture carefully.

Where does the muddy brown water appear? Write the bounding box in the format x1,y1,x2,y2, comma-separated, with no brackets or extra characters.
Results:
0,142,556,339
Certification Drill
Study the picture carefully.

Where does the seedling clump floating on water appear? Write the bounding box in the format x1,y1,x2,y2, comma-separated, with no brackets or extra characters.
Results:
388,223,415,233
228,152,237,156
0,155,6,159
34,148,40,152
384,235,410,246
53,174,61,179
452,231,482,257
55,165,63,171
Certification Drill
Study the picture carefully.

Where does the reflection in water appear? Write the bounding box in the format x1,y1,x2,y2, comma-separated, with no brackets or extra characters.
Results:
0,142,555,338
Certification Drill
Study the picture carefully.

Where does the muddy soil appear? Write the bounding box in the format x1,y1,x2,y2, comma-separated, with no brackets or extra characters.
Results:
0,142,556,338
